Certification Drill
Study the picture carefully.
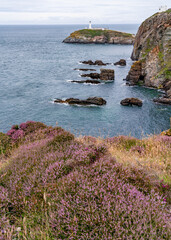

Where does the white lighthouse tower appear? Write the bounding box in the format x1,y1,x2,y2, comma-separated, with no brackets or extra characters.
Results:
89,21,92,29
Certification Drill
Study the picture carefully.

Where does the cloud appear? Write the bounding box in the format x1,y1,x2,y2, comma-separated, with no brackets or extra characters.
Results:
0,0,170,24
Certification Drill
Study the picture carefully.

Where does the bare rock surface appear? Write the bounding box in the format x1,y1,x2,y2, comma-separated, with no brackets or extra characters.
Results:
81,69,115,81
120,98,143,107
54,97,107,106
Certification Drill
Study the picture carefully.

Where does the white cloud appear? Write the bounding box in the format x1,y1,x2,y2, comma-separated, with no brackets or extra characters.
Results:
0,0,170,24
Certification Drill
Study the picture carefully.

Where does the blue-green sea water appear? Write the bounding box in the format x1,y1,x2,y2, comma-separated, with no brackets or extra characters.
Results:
0,24,171,138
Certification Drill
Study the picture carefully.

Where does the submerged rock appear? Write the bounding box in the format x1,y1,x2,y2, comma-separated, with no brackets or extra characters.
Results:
120,98,143,107
71,80,101,84
74,68,96,71
54,97,107,106
114,59,126,66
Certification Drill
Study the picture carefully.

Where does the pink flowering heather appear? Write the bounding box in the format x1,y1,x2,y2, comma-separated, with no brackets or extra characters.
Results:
0,122,170,239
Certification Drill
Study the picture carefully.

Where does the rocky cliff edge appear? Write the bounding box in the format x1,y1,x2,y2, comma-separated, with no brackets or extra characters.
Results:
126,9,171,103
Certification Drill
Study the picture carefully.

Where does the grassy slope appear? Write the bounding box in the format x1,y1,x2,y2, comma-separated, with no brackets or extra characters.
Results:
0,122,170,239
69,29,133,39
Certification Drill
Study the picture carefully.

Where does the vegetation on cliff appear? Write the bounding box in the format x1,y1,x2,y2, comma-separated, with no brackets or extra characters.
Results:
127,9,171,98
63,29,135,44
69,29,133,39
0,121,170,239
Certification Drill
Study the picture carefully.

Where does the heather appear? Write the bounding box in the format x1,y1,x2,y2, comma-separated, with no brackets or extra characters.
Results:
0,122,170,239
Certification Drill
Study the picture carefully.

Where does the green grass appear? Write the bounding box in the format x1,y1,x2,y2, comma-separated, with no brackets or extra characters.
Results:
69,29,133,39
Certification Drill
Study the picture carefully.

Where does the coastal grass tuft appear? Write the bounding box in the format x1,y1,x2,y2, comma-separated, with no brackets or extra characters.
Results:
0,122,170,239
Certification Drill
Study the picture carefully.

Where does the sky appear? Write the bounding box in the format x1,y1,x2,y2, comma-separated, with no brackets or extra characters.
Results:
0,0,170,25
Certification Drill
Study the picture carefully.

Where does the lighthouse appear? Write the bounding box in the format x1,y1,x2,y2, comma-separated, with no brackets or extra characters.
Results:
89,21,92,29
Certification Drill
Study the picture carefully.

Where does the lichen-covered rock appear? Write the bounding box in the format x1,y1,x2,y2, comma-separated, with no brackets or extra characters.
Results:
120,98,143,107
63,29,135,44
126,9,171,102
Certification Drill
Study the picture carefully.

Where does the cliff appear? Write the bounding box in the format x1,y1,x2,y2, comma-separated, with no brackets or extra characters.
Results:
63,29,135,44
126,9,171,103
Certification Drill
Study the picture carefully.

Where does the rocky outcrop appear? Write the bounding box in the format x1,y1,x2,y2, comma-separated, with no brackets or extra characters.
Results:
54,97,107,106
100,69,114,81
71,80,101,84
63,29,135,44
74,68,96,71
153,97,171,105
81,60,107,66
120,98,143,107
81,73,100,79
114,59,126,66
81,69,115,81
126,9,171,104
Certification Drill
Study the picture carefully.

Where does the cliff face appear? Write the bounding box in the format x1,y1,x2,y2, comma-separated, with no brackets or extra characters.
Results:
126,9,171,100
63,29,135,44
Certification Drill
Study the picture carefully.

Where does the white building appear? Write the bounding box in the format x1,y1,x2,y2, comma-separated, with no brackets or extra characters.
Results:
159,5,168,12
85,21,107,31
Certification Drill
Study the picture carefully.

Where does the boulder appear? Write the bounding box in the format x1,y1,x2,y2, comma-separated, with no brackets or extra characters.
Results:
100,69,115,81
54,97,107,106
71,80,101,84
120,98,143,107
114,59,126,66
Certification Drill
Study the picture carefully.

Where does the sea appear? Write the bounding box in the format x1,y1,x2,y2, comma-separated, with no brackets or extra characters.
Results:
0,24,171,138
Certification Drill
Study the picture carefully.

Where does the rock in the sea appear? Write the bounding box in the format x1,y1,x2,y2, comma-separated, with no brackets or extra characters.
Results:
81,69,115,81
81,73,100,79
54,97,107,106
81,60,107,66
100,69,114,81
74,68,96,71
153,97,171,105
120,98,143,107
81,60,94,65
114,59,126,66
94,60,106,66
126,9,171,101
63,29,135,44
71,80,101,84
126,61,145,85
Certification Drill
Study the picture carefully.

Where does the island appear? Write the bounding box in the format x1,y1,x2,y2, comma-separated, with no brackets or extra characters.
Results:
63,29,135,44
